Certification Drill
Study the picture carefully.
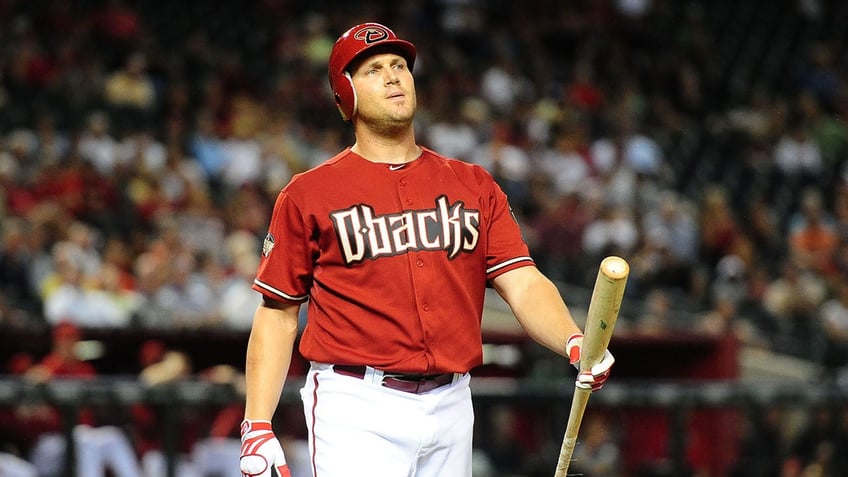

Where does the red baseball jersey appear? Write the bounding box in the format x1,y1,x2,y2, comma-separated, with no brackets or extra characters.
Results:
253,146,534,374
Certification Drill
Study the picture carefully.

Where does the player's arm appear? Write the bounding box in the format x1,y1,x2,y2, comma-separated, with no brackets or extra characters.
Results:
241,296,297,477
492,266,581,358
244,297,300,420
492,265,614,391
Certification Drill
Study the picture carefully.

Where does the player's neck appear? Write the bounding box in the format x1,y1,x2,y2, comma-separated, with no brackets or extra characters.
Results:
351,127,420,165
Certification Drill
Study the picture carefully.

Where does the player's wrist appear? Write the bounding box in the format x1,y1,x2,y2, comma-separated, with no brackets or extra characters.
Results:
241,418,274,435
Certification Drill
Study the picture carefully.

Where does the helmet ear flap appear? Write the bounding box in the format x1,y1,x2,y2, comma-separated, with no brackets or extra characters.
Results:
334,72,357,122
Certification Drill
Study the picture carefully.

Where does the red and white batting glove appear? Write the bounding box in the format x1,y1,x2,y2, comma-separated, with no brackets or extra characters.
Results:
566,332,615,393
565,333,584,365
240,419,291,477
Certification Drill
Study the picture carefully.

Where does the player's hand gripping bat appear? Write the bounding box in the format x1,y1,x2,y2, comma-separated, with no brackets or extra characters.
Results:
554,256,629,477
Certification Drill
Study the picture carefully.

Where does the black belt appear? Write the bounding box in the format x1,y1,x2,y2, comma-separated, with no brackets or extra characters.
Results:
333,365,456,394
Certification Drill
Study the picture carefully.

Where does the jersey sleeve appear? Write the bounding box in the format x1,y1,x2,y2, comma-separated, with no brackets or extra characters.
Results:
252,190,313,303
484,177,535,280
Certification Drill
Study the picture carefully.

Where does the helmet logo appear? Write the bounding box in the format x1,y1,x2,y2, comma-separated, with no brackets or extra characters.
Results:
354,26,389,44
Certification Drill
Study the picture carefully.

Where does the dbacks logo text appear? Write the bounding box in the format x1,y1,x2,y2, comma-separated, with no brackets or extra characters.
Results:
331,195,480,265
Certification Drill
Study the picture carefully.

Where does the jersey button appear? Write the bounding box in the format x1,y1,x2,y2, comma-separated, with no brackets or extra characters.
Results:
406,199,413,206
416,259,424,267
422,303,430,311
399,179,408,186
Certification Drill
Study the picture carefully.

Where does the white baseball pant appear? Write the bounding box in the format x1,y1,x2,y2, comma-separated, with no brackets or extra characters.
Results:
300,362,473,477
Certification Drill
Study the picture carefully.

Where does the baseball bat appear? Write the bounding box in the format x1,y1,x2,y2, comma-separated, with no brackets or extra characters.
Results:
554,255,629,477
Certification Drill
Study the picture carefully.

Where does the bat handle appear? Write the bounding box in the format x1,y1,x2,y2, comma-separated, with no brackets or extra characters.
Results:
554,386,592,477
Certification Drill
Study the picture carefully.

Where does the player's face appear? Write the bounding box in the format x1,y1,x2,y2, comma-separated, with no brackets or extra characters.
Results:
350,52,416,127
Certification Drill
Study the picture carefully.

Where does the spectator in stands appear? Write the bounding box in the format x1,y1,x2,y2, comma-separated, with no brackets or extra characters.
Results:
730,405,786,477
762,258,828,360
24,321,144,477
167,187,227,259
479,55,531,116
90,0,143,66
424,98,484,164
788,188,839,276
0,353,44,477
0,217,42,323
526,188,594,283
217,230,262,330
474,405,530,476
219,94,266,189
634,189,700,292
565,58,605,113
710,254,749,307
300,14,335,71
797,90,848,168
40,237,137,328
820,278,848,370
189,110,229,189
31,115,70,167
536,124,593,198
831,183,848,244
76,111,120,176
582,203,639,259
131,339,201,477
695,292,772,350
772,115,823,183
569,414,623,477
103,52,157,133
698,185,744,268
786,406,845,476
116,129,167,175
131,339,310,477
468,120,533,213
148,249,220,329
588,124,640,209
635,288,676,335
0,453,37,477
745,195,784,266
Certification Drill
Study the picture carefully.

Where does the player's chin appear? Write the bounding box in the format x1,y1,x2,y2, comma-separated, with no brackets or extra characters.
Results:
382,107,415,125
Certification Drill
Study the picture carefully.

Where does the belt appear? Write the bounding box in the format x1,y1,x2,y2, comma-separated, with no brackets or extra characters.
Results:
332,365,457,394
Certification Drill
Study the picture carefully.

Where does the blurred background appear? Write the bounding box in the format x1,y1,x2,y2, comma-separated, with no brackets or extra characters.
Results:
1,0,848,476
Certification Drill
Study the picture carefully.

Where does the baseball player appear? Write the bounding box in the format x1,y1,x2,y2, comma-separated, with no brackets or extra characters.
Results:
239,22,615,477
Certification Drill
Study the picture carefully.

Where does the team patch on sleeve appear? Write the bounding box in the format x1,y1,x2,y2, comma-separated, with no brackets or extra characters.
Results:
262,233,275,257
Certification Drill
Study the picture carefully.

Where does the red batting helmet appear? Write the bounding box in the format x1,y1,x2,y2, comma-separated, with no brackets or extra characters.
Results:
328,22,417,121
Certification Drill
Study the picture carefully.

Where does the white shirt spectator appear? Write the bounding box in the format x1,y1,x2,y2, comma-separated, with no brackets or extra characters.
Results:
582,205,639,256
426,120,480,162
77,112,121,175
537,147,591,197
0,452,37,477
221,137,263,188
623,134,663,176
116,131,167,173
821,289,848,339
641,190,700,263
44,284,134,328
773,128,822,175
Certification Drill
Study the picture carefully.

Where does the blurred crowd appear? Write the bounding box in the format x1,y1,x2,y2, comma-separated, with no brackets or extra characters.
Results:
1,0,848,475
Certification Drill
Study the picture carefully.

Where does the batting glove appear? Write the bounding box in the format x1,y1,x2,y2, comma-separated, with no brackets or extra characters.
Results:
576,349,614,392
240,419,291,477
566,332,614,392
565,333,584,365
